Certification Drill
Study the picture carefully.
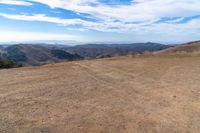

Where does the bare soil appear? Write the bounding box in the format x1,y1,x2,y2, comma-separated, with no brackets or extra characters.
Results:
0,55,200,133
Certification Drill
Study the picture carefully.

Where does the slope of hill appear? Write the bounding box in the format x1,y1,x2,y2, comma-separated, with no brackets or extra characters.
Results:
51,49,83,60
6,45,28,63
158,41,200,54
1,44,83,66
0,55,199,133
0,49,3,60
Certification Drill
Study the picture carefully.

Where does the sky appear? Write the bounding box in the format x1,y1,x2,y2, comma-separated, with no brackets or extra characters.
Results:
0,0,200,44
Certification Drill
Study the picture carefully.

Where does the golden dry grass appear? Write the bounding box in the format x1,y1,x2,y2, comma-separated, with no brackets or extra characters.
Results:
0,55,200,133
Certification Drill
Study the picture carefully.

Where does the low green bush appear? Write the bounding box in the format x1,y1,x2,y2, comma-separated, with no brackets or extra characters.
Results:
0,59,22,69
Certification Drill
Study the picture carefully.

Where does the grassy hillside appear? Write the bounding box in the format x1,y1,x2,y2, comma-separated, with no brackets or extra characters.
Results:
51,49,83,60
6,45,27,63
158,41,200,55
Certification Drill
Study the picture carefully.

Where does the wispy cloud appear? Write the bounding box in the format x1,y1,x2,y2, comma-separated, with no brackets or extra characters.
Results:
0,13,123,32
28,0,200,22
0,13,106,30
0,0,32,6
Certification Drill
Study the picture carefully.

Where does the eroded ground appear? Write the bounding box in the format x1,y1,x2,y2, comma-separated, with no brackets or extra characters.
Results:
0,55,200,133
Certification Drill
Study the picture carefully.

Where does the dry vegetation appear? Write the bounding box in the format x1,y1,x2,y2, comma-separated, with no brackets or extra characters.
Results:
0,54,200,133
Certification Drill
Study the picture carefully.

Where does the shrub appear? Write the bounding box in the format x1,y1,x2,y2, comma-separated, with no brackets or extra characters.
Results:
0,59,14,68
0,59,22,69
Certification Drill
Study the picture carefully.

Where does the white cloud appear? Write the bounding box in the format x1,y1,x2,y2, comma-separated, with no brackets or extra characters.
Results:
0,0,32,6
23,0,200,40
0,12,200,35
0,13,83,25
0,13,122,32
1,0,200,43
28,0,200,22
0,31,80,42
1,0,200,33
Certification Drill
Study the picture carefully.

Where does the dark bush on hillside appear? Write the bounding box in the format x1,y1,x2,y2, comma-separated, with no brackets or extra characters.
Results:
0,59,14,68
0,59,23,69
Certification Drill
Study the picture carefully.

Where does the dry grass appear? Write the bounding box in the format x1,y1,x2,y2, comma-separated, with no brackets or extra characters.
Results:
0,55,200,133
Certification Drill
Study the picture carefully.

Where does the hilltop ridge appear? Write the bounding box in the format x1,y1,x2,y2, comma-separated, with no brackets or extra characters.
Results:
158,41,200,54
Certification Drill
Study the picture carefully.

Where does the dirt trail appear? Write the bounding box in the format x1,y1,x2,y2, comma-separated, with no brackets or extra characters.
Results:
0,56,200,133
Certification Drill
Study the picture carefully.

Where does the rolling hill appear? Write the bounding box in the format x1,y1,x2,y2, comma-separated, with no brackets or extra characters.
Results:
65,42,171,58
0,42,172,66
1,44,83,66
158,41,200,54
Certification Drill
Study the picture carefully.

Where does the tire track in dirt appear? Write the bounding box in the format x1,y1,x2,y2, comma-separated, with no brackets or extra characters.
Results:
74,62,120,90
77,61,161,89
74,62,155,100
75,62,153,82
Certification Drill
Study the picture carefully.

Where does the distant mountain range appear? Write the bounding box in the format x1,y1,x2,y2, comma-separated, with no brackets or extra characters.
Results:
0,40,83,45
0,42,173,66
65,43,172,59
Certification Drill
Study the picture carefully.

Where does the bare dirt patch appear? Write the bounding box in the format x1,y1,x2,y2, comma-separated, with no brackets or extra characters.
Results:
0,55,200,133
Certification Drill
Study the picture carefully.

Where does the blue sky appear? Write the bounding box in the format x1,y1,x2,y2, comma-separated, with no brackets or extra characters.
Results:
0,0,200,44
